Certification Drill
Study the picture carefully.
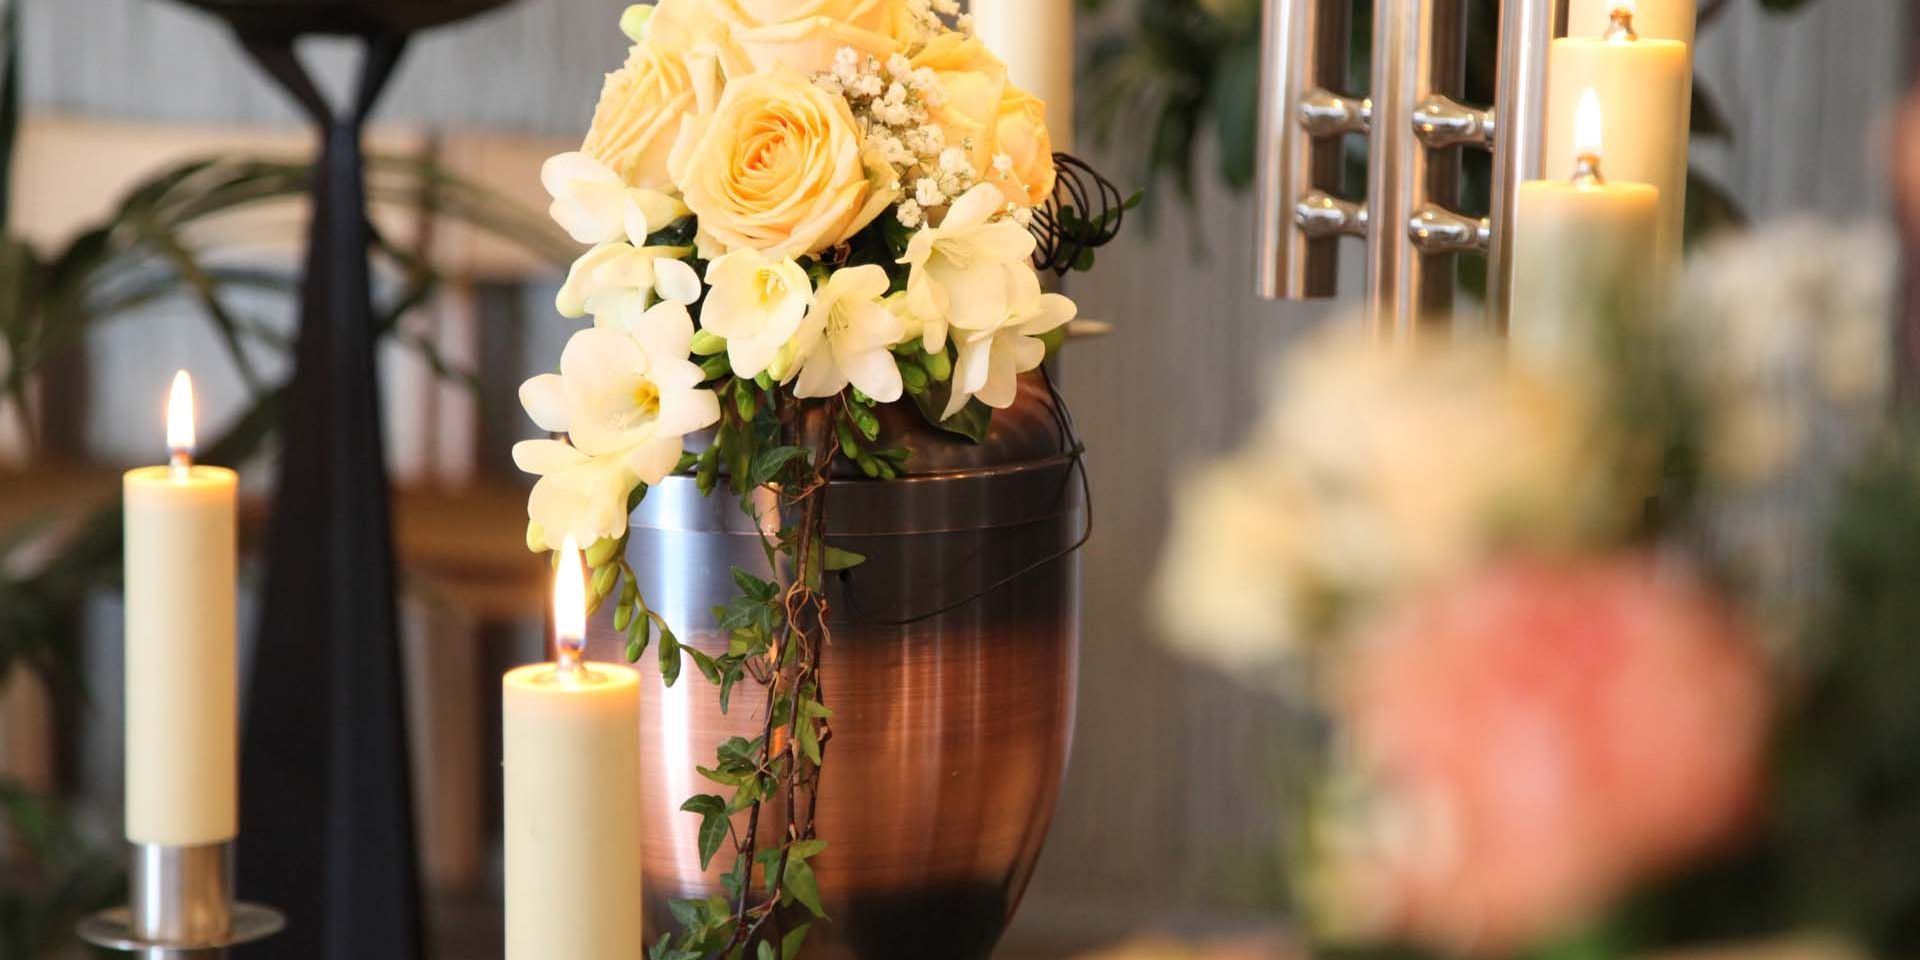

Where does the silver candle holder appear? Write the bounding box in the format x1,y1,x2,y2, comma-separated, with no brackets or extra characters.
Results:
1255,0,1562,335
78,841,284,959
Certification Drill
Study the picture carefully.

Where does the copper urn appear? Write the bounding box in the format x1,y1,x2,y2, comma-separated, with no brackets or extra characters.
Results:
585,378,1084,959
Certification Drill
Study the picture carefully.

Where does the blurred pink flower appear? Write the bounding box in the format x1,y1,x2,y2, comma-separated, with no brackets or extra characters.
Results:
1330,557,1772,955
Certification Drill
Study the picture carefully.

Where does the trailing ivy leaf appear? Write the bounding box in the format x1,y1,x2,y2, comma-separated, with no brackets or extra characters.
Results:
696,811,730,870
759,942,777,960
750,444,810,486
718,736,761,769
787,838,828,860
823,547,866,572
783,858,828,919
798,716,822,765
731,566,778,602
680,794,726,817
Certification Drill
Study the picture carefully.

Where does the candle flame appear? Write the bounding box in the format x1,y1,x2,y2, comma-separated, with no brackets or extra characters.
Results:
554,536,587,665
1574,88,1605,161
166,370,196,458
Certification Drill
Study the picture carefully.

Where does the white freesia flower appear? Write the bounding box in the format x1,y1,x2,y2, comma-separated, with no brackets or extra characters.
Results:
944,265,1074,417
700,249,815,380
791,264,906,402
512,440,644,546
900,183,1037,352
541,151,688,246
514,301,721,545
556,242,701,319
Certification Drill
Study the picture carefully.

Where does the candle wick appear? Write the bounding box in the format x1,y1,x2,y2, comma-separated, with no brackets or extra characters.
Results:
169,448,193,479
1603,6,1639,41
1572,153,1607,187
555,643,584,677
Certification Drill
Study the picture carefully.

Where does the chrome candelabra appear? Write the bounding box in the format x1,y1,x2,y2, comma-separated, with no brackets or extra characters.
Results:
78,841,284,959
1254,0,1560,335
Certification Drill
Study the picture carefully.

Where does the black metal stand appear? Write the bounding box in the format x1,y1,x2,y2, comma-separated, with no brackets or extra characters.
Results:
230,33,424,960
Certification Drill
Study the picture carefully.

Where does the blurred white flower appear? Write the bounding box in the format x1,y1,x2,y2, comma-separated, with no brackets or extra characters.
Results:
791,264,907,402
900,183,1036,352
514,302,721,544
556,242,701,319
1153,326,1609,666
1669,221,1895,635
701,249,816,380
945,265,1074,416
1672,221,1894,488
541,151,688,246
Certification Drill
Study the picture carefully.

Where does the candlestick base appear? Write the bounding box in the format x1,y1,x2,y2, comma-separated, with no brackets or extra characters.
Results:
77,842,285,957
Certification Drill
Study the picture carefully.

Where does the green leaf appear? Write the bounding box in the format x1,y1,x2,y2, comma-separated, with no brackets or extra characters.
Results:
680,794,726,816
910,384,992,443
797,717,822,765
823,546,866,572
783,858,828,919
749,444,811,486
731,567,778,601
696,811,730,871
787,838,828,860
782,924,812,960
685,646,722,684
759,942,777,960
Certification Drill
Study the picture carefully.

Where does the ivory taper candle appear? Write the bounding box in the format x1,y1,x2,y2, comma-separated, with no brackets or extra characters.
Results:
503,538,644,960
1511,90,1661,363
1544,1,1690,274
123,370,238,846
971,0,1075,150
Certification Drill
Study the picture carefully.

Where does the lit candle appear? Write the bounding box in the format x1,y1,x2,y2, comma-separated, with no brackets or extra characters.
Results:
503,538,644,960
1510,90,1661,362
123,370,239,846
971,0,1075,150
1544,1,1690,274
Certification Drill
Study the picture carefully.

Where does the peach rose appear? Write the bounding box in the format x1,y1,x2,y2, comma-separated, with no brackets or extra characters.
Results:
991,86,1058,207
913,32,1010,174
730,14,900,75
1334,557,1770,955
580,41,698,192
669,68,897,257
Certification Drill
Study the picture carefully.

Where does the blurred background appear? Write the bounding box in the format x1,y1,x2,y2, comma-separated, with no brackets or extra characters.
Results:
0,0,1903,956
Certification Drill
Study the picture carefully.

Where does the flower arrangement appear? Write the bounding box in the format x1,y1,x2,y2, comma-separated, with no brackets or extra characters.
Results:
1155,222,1920,960
514,4,1131,957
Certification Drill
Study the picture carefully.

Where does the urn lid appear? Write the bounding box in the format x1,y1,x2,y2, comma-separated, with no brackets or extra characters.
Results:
869,371,1075,476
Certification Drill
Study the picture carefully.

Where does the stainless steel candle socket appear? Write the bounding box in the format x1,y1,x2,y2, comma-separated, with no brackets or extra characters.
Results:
1255,0,1561,336
77,841,284,959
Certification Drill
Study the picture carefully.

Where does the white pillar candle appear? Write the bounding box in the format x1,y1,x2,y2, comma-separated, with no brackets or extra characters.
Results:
1511,91,1661,363
503,539,644,960
972,0,1076,150
1544,4,1690,275
123,371,238,846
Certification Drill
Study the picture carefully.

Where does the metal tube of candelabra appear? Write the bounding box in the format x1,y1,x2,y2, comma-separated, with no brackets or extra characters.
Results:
1487,0,1564,333
78,842,284,959
1254,0,1357,300
1255,0,1560,336
1367,0,1486,338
